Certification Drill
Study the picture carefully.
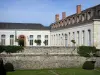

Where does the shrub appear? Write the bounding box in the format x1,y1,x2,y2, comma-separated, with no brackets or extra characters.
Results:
77,46,97,57
4,62,14,72
34,39,41,45
82,61,95,70
0,46,24,54
5,46,24,53
0,45,5,53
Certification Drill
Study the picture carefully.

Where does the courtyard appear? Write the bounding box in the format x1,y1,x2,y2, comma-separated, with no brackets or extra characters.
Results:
7,68,100,75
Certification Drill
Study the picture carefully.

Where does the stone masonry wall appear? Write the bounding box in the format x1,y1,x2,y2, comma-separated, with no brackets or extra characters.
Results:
1,47,100,69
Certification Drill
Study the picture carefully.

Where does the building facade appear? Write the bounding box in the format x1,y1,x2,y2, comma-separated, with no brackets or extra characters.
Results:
50,4,100,48
0,23,50,46
0,4,100,48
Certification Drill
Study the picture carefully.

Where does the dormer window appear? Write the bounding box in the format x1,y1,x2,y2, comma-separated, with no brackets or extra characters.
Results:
58,22,60,27
98,10,100,16
72,17,75,24
64,19,67,26
68,19,71,24
63,20,66,26
77,16,80,23
53,24,55,28
87,12,91,20
82,14,85,21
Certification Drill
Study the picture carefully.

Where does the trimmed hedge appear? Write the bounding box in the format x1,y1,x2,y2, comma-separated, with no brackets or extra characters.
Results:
0,45,5,53
77,46,97,57
0,46,24,53
82,61,95,70
4,62,14,72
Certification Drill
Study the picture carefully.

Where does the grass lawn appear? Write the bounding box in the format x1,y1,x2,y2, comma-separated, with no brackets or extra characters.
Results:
7,68,100,75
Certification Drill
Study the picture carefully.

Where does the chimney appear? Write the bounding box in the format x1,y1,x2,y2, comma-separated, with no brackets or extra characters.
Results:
55,14,59,22
77,5,81,14
62,12,66,19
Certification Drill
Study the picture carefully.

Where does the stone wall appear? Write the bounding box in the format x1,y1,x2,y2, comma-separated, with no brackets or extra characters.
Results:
1,47,100,69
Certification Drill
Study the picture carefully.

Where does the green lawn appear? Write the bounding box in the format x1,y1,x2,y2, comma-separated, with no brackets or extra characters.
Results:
7,68,100,75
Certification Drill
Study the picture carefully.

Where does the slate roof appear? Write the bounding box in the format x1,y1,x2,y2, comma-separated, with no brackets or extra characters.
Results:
51,4,100,31
0,22,50,30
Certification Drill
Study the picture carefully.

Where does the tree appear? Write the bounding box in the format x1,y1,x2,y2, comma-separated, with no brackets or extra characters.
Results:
18,39,24,46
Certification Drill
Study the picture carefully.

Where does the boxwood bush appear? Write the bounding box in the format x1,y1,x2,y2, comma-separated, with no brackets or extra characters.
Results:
77,46,97,57
0,45,5,53
0,45,24,53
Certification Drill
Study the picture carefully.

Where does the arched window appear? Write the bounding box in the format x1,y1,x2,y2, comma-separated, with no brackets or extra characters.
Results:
77,31,79,45
61,21,63,26
82,30,85,45
88,29,91,46
82,14,85,21
59,22,60,27
68,19,71,24
10,35,14,45
87,12,91,20
98,10,100,16
65,34,68,46
72,17,75,24
64,20,67,26
69,32,70,46
59,34,60,45
77,16,80,23
1,35,6,45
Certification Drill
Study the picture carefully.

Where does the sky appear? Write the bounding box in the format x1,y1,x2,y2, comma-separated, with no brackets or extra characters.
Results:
0,0,100,26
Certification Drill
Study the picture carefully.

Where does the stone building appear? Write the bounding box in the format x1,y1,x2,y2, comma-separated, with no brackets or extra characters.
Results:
0,4,100,48
50,4,100,48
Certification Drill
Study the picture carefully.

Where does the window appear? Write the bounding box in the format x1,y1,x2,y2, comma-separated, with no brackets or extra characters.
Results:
68,19,71,24
82,14,85,21
64,20,67,26
82,30,85,45
29,35,33,46
69,32,70,46
72,17,75,24
77,16,80,23
73,32,75,39
37,35,41,40
65,34,68,46
98,10,100,16
88,30,91,46
44,35,48,46
77,31,79,45
1,35,6,45
87,12,91,20
10,35,14,45
59,34,60,45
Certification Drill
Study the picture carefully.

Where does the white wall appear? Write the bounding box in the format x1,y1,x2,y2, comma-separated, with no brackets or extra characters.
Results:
93,20,100,49
0,29,50,46
50,22,94,47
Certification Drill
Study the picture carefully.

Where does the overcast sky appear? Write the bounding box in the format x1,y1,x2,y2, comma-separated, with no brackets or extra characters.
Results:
0,0,100,26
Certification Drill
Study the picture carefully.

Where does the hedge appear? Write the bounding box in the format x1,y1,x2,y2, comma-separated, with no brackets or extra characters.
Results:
77,46,97,57
0,45,24,53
